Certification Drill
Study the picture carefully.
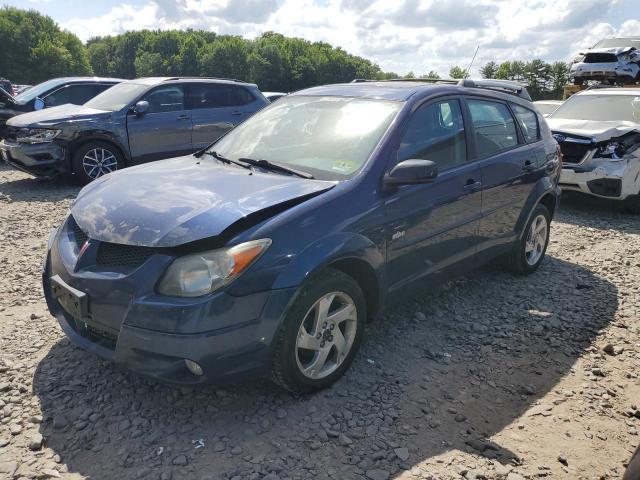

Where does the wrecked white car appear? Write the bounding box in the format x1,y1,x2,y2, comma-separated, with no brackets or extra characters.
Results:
570,37,640,85
546,88,640,204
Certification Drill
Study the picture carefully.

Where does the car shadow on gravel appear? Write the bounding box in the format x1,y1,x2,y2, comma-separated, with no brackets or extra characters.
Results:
558,191,640,233
0,164,80,202
31,255,617,480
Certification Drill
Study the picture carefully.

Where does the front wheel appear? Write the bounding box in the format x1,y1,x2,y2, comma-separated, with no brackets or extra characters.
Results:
506,204,551,275
271,269,366,393
71,141,124,184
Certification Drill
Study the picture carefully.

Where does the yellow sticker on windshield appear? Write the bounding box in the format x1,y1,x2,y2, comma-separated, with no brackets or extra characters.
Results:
331,160,356,173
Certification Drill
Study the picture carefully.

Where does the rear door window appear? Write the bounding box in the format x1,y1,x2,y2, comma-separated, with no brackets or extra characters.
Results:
511,103,540,143
398,98,467,172
188,84,254,109
467,99,518,158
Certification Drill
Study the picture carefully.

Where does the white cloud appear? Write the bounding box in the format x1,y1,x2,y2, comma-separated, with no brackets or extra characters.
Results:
59,0,637,77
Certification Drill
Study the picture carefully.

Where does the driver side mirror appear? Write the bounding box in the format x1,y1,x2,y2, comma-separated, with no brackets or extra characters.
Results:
133,100,149,117
34,97,45,110
383,159,438,187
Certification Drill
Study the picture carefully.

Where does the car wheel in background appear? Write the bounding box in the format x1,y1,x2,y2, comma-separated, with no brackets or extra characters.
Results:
271,268,366,393
72,141,124,184
506,203,551,275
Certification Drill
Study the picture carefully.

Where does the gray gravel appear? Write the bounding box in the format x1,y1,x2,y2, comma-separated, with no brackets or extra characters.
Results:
0,165,639,480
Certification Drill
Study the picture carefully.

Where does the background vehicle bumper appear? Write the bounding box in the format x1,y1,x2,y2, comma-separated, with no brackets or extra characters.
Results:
559,166,635,200
569,61,639,81
0,139,66,178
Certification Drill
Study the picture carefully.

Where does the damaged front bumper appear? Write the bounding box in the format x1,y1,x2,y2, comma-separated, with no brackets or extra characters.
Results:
0,139,67,178
560,156,640,200
569,61,639,82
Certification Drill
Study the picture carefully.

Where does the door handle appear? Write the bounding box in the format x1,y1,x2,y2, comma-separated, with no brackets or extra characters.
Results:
522,160,536,172
177,114,190,120
231,111,243,116
463,180,482,192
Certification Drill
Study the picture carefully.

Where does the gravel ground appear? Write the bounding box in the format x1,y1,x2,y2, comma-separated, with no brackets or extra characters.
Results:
0,163,639,480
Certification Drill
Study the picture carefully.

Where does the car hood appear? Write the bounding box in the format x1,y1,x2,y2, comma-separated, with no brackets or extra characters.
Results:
546,118,640,142
71,156,336,247
6,104,110,128
586,46,635,56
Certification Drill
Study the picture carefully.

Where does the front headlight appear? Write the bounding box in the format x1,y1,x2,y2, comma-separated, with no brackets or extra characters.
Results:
16,128,61,144
619,54,632,62
157,239,271,297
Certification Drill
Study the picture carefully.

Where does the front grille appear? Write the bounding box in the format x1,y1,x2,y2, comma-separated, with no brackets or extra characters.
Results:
69,217,88,249
556,136,594,164
584,53,618,63
96,242,154,268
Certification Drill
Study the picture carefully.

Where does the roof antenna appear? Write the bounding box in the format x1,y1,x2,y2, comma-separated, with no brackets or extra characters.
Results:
464,45,480,79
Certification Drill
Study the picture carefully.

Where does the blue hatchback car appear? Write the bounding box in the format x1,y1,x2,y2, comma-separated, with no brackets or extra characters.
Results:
43,79,561,392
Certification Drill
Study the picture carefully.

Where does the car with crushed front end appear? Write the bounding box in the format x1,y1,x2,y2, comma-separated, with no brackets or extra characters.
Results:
1,77,268,183
43,79,561,393
570,37,640,85
547,88,640,209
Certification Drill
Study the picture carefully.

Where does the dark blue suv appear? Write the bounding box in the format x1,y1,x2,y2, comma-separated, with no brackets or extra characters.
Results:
43,79,561,393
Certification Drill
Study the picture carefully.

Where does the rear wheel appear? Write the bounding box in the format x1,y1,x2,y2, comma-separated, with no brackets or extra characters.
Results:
271,269,366,393
505,204,551,275
72,141,124,184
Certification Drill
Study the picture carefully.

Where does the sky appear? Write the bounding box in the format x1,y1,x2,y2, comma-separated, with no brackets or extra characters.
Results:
14,0,640,77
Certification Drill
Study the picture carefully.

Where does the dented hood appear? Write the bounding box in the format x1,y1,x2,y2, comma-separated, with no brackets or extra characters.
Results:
546,118,640,142
71,156,335,247
7,104,109,128
586,46,635,56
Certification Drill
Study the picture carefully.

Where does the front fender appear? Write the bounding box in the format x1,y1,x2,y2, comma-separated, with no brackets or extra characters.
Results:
272,232,385,294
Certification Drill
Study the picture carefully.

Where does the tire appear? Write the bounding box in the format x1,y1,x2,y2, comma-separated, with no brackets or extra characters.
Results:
71,141,124,185
506,204,551,275
271,268,366,394
574,78,584,86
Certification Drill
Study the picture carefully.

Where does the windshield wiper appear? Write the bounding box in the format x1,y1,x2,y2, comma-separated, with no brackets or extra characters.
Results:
237,157,314,179
201,150,251,169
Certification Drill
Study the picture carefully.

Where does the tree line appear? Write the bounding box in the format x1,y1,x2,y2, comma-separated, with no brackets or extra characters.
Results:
1,6,569,100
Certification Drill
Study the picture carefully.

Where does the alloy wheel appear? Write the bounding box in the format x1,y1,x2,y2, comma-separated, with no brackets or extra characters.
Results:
525,214,548,266
295,291,358,380
82,148,118,179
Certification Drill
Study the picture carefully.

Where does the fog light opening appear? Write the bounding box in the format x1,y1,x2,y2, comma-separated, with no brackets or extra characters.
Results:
184,359,203,376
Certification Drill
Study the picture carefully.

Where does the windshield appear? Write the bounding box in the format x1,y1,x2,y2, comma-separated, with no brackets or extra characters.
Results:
84,82,148,111
14,78,66,104
594,38,640,49
549,94,640,123
212,95,401,180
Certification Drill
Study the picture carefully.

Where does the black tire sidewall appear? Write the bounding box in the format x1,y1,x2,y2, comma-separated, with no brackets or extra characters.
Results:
272,269,366,393
71,141,124,184
516,204,551,274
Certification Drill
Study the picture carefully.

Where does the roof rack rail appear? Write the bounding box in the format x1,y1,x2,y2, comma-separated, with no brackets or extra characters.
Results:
349,77,531,100
162,76,249,84
457,79,532,101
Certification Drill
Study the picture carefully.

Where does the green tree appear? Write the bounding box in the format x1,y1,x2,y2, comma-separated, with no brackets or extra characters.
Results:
479,61,498,79
449,66,468,79
404,71,415,79
422,70,440,79
0,7,91,83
